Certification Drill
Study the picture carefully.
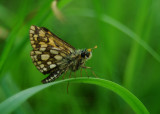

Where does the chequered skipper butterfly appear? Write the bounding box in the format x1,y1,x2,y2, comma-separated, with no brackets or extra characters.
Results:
29,25,97,83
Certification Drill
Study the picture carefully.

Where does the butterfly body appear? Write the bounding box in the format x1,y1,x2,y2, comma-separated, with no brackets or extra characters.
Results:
29,25,94,83
66,49,91,72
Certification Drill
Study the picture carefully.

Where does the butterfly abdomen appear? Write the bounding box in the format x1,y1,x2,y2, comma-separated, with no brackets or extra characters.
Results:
41,69,65,83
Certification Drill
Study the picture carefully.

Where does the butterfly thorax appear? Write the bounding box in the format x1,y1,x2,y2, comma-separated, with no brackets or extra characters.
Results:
67,49,92,72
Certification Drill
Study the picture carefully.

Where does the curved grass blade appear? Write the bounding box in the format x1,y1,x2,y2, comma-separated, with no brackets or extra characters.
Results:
0,77,149,114
77,9,160,63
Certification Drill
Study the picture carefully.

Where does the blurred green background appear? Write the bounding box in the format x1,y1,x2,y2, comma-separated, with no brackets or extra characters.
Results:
0,0,160,113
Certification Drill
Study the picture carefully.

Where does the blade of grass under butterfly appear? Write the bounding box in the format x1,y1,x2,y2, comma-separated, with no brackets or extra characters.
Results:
0,78,149,114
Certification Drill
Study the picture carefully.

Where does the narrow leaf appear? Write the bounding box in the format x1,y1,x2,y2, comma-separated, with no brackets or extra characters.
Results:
0,78,149,114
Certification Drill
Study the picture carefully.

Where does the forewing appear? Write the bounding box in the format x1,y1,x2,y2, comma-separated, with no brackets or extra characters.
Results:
29,25,75,53
29,25,74,74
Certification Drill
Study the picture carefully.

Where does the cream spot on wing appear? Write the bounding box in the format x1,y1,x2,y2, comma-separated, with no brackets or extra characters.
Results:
30,34,33,37
30,37,33,40
31,41,34,44
50,50,58,54
39,30,45,37
39,42,47,47
43,68,47,71
48,38,55,46
57,61,63,65
32,45,36,48
50,64,56,69
54,55,62,60
49,79,51,81
60,53,66,57
40,48,46,51
41,54,50,60
57,71,59,73
70,54,76,58
34,55,37,60
37,66,40,70
39,42,45,44
54,74,57,78
52,47,61,50
31,26,35,30
31,56,34,60
44,38,48,42
34,62,37,65
30,51,34,56
35,37,37,41
68,48,74,52
47,61,52,65
37,61,41,64
34,34,38,37
40,70,43,72
30,30,34,34
35,51,42,54
51,77,54,79
40,64,44,68
59,46,65,50
41,44,47,48
39,42,47,48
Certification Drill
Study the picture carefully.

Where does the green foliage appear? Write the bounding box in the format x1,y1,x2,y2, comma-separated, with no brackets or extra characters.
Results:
0,0,160,113
0,78,149,114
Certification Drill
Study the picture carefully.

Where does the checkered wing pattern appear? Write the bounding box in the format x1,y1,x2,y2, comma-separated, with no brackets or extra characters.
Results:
29,25,75,83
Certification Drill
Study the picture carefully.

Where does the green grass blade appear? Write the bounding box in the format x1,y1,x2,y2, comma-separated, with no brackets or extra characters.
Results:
0,78,149,114
0,4,16,28
0,0,72,77
77,10,160,63
0,0,29,73
100,15,160,63
123,0,153,89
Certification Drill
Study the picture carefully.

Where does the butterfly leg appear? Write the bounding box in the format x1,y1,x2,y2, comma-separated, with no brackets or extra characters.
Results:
84,68,89,78
80,68,83,77
62,71,67,79
69,71,72,78
67,71,72,94
82,66,98,78
82,66,91,69
62,68,68,79
90,70,98,78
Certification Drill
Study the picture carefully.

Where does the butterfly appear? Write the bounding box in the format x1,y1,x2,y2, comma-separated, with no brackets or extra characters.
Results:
29,25,97,83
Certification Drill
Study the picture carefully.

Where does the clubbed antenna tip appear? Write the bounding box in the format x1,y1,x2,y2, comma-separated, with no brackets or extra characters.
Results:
87,45,97,52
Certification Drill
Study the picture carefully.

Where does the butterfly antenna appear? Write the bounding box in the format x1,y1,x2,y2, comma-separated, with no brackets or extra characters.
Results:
87,45,97,52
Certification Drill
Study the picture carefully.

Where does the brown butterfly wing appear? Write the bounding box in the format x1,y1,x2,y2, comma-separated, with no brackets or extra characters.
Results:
29,25,75,83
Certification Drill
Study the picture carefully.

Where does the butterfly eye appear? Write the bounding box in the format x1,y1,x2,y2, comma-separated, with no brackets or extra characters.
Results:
86,53,90,58
81,52,85,58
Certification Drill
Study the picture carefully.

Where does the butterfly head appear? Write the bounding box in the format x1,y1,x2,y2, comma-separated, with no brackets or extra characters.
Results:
81,45,97,60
